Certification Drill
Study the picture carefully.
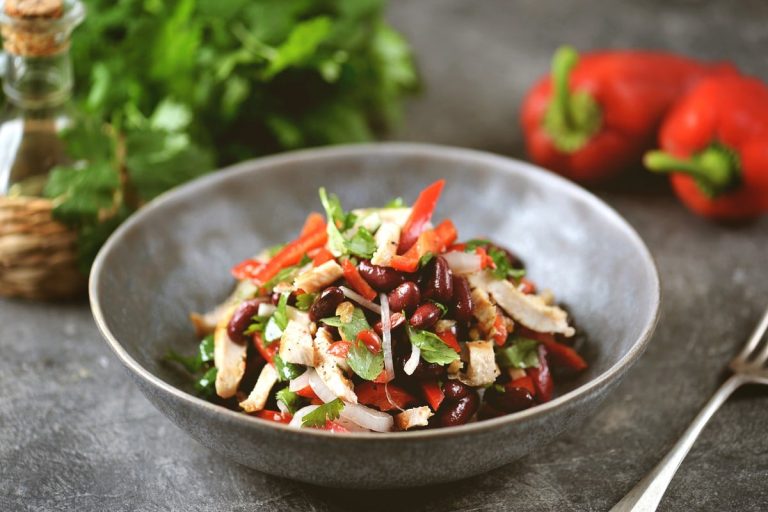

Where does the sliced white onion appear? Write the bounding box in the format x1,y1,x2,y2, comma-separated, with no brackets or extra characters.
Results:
340,402,394,432
335,416,371,432
442,251,482,274
257,303,276,317
379,293,395,382
288,405,319,428
276,399,289,414
340,286,382,314
403,344,421,376
308,368,337,403
288,370,311,392
384,382,406,413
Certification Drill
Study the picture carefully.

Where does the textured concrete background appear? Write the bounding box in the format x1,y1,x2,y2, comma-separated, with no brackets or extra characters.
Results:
2,0,768,510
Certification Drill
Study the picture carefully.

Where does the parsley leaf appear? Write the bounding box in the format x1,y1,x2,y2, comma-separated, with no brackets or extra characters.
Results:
496,338,541,369
273,354,305,382
275,387,302,415
321,307,370,341
347,339,385,381
294,292,317,312
345,227,377,258
407,326,460,365
302,398,345,427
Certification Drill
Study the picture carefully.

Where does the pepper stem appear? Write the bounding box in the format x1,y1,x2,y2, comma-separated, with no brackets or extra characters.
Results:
543,46,602,153
644,145,740,198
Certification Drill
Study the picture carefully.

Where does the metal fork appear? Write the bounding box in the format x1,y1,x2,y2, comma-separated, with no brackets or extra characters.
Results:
611,306,768,512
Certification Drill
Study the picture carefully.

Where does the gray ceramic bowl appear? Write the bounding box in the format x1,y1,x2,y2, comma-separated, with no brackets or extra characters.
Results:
90,143,660,489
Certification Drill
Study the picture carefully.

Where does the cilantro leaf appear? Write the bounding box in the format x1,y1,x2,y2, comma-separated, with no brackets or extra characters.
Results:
345,227,377,259
294,292,317,312
346,339,384,381
302,398,345,427
321,307,370,341
273,354,305,382
407,326,460,365
496,338,541,369
275,387,302,414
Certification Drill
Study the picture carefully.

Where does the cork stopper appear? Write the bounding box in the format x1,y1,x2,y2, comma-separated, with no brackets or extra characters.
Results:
0,0,79,57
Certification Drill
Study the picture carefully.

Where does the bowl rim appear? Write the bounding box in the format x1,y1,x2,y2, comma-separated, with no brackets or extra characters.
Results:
90,142,661,441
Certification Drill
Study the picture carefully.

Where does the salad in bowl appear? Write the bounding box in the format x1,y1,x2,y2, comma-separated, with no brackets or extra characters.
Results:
171,180,587,433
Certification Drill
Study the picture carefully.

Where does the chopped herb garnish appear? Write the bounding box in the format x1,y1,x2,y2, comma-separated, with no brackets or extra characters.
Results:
273,292,290,331
244,315,270,336
273,354,305,382
166,334,214,373
464,239,493,250
406,325,460,365
275,387,302,414
195,367,218,398
345,226,377,258
384,197,405,208
319,187,348,256
263,316,284,344
302,398,344,427
266,243,286,257
321,307,370,341
294,292,317,312
418,251,435,268
496,338,540,369
463,239,526,280
430,300,448,317
346,339,385,381
261,255,311,291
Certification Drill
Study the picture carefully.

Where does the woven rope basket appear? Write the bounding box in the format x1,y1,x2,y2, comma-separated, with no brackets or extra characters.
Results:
0,195,85,300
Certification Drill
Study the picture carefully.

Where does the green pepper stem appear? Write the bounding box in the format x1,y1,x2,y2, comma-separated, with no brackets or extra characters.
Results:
644,145,740,197
550,46,580,129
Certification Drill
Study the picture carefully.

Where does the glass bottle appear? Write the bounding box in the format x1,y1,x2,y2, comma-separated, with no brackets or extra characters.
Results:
0,0,84,196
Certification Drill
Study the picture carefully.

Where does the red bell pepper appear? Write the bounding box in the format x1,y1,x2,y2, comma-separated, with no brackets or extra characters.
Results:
491,312,508,346
255,410,293,424
399,180,446,253
475,246,494,269
295,385,320,400
252,332,278,365
644,75,768,220
527,344,553,402
506,376,536,397
518,327,588,372
342,259,377,300
389,219,457,273
521,46,737,182
251,228,328,285
517,278,536,295
356,329,382,354
420,380,445,411
230,258,266,281
308,247,335,267
322,421,349,433
436,329,462,354
299,212,326,238
355,381,417,411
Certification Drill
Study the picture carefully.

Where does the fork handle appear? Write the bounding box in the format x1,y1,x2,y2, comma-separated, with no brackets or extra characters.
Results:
610,374,745,512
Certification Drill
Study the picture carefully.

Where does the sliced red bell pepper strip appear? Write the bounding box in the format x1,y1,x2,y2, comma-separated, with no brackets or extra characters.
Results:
308,247,335,267
436,330,462,354
355,381,417,412
253,228,328,285
390,219,458,273
356,329,382,354
518,278,537,295
506,376,536,396
328,340,351,358
492,312,508,346
518,327,588,372
295,385,320,400
420,380,445,411
373,370,389,384
527,344,553,402
300,212,326,238
255,410,293,424
398,180,446,253
475,246,494,269
252,332,278,365
341,259,377,300
230,258,267,281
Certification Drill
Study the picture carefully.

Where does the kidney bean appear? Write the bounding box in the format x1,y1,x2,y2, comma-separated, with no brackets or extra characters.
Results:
357,260,407,292
387,281,421,315
271,291,297,306
308,286,345,322
434,390,479,428
442,380,470,400
484,385,535,413
451,275,474,322
421,256,453,303
373,311,406,336
405,356,446,381
227,299,265,345
409,302,442,330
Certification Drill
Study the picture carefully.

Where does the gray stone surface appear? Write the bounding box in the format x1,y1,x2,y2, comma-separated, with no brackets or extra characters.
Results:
1,0,767,510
